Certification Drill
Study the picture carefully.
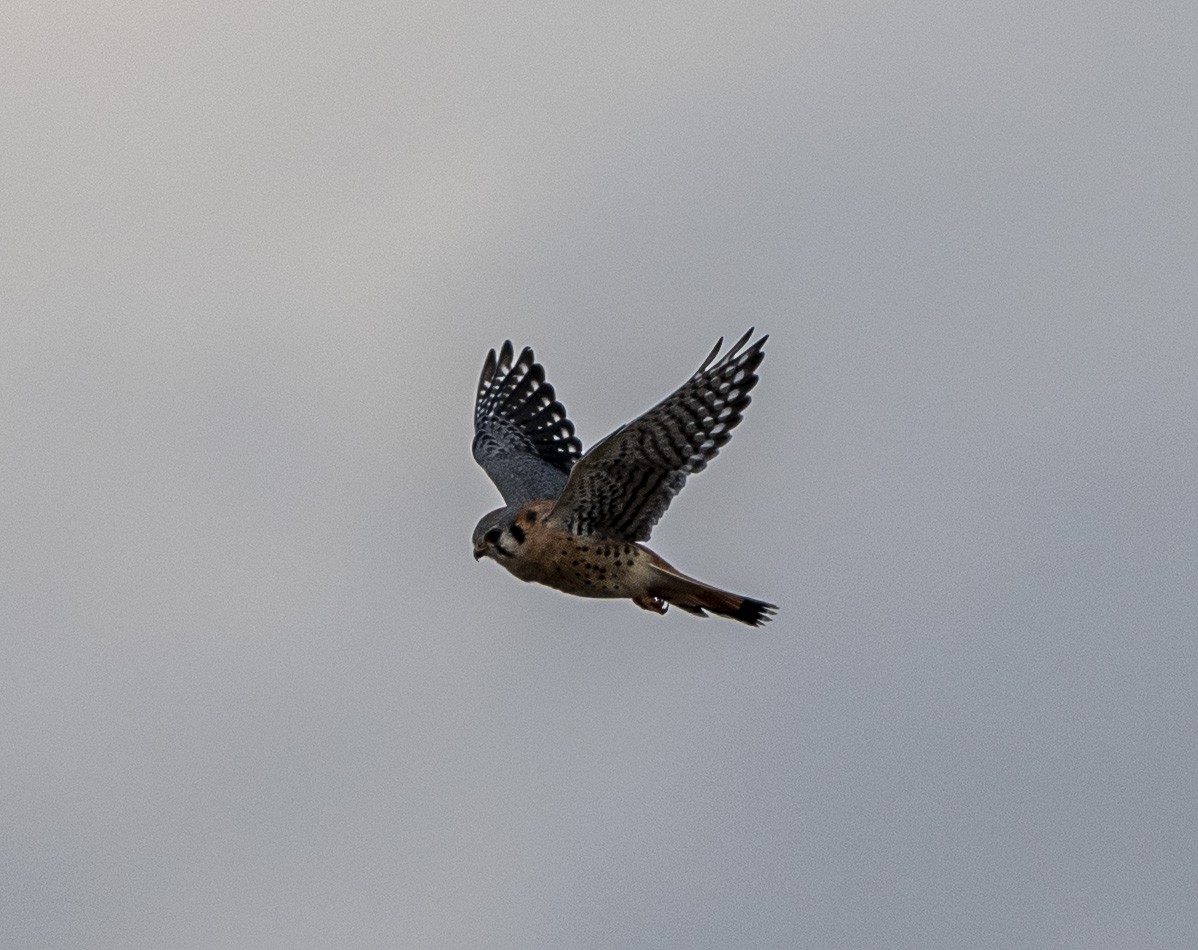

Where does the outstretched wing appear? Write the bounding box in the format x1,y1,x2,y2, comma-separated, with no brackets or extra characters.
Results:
547,329,767,542
473,341,584,506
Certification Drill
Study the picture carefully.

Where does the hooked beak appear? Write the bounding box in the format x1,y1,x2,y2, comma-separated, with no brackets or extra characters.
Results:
473,543,487,561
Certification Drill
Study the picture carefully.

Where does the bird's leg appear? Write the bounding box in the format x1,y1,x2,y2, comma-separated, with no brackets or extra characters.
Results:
634,593,668,615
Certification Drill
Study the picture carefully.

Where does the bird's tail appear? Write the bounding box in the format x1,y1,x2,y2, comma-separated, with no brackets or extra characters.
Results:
644,563,777,627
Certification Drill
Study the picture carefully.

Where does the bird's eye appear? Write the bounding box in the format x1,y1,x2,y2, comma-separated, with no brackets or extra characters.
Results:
484,528,502,544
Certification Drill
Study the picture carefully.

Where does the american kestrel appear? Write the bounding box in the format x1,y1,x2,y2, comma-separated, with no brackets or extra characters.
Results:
472,329,777,626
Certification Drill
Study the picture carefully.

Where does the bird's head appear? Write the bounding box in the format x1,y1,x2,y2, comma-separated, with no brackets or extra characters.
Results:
472,507,518,562
472,503,547,562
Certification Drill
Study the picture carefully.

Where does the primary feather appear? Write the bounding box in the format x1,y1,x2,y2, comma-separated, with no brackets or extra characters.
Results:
472,341,583,506
548,328,767,541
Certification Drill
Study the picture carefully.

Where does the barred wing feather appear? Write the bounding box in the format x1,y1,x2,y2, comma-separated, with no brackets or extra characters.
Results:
473,341,583,506
548,329,767,542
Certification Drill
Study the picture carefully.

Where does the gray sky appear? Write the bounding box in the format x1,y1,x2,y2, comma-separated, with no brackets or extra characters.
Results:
4,2,1196,948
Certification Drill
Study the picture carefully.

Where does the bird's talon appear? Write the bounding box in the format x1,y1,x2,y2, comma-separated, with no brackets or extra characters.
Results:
634,594,668,615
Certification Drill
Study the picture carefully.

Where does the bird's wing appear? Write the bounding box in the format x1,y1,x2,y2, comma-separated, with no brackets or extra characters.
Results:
547,329,767,542
473,341,583,506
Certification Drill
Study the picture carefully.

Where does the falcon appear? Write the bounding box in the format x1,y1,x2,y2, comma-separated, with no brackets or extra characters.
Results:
471,330,776,627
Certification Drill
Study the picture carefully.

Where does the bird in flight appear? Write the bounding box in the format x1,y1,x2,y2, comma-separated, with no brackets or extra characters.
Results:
471,329,777,626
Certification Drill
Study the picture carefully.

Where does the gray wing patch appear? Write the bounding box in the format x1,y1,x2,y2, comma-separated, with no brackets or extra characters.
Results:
473,341,583,506
548,329,767,542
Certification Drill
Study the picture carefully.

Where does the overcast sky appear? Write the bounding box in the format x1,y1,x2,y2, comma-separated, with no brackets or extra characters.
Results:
4,3,1196,948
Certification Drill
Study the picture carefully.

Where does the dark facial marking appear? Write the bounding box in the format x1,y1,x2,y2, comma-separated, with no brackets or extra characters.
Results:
484,526,515,557
509,524,525,544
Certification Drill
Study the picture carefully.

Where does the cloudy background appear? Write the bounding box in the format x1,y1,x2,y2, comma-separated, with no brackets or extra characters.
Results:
4,2,1196,947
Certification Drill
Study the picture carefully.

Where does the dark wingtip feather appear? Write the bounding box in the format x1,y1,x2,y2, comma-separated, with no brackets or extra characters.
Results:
727,327,755,358
474,340,584,484
696,336,725,375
